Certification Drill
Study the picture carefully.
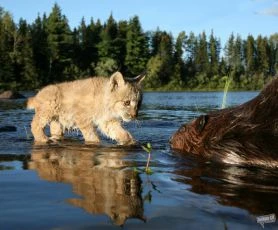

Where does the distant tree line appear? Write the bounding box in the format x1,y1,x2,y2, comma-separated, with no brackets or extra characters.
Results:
0,3,277,90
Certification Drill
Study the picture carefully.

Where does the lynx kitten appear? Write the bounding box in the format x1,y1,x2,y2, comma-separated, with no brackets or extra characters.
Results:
27,72,145,145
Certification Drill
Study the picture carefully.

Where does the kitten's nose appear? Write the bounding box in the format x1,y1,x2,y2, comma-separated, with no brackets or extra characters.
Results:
130,111,137,118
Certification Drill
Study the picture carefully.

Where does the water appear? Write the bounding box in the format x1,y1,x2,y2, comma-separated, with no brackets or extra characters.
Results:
0,91,277,230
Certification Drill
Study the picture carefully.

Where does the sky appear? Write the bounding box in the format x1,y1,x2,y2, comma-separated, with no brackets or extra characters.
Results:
0,0,277,44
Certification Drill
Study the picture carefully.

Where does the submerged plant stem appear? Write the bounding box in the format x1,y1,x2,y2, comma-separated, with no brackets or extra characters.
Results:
142,143,152,174
145,152,151,172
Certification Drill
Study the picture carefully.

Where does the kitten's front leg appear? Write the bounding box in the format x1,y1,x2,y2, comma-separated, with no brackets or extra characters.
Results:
99,120,136,145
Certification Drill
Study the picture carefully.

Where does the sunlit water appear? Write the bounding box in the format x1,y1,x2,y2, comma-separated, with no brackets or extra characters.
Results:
0,91,277,230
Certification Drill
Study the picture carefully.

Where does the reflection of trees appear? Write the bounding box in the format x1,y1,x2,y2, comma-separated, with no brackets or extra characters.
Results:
174,160,278,215
28,145,145,226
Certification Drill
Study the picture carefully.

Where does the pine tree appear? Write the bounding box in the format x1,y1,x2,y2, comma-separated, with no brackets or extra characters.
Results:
184,32,198,80
0,9,14,86
46,3,73,82
256,35,269,76
195,31,209,75
96,14,120,75
73,17,101,76
225,33,244,83
125,16,149,77
97,14,118,59
87,18,102,74
145,55,164,88
77,17,89,72
218,57,228,77
233,35,244,83
30,14,49,85
269,33,278,75
172,31,186,85
174,31,186,61
19,21,38,88
150,29,161,56
151,30,174,85
12,19,38,89
225,33,235,72
208,30,220,77
115,20,128,73
244,35,256,76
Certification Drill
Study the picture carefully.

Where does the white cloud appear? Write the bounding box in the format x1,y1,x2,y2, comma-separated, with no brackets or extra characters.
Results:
252,0,278,16
259,6,278,16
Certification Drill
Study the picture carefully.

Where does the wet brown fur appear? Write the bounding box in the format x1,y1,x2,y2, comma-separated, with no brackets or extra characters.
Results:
170,77,278,168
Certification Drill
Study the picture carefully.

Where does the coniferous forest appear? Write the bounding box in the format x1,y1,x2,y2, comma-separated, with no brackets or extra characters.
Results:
0,3,277,91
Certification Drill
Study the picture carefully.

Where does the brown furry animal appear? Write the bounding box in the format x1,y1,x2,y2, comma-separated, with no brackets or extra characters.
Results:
27,72,145,145
170,77,278,168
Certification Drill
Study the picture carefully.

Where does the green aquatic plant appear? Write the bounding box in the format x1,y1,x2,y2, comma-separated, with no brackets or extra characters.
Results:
142,142,152,174
221,75,232,109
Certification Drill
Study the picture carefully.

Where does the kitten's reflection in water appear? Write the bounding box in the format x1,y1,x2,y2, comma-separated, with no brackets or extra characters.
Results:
29,144,145,226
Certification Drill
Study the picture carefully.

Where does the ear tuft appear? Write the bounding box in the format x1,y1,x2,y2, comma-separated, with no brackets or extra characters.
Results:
134,71,146,85
110,72,125,91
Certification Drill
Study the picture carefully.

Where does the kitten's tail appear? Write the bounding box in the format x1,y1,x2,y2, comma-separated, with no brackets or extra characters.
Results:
26,96,37,109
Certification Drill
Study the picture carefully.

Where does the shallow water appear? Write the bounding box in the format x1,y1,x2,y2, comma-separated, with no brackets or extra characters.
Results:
0,91,277,230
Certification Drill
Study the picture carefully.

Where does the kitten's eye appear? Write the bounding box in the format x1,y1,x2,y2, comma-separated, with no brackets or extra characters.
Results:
124,100,131,106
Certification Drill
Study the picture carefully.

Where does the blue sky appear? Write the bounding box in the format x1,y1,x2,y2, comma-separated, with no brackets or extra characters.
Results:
0,0,277,44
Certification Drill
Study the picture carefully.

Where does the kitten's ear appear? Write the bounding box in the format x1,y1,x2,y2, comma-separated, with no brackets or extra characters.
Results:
134,71,146,85
110,72,125,91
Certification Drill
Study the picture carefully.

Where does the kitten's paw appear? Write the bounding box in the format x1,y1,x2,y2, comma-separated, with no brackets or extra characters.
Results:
49,135,63,142
83,134,101,144
118,138,137,146
34,137,50,144
84,137,101,145
116,131,136,146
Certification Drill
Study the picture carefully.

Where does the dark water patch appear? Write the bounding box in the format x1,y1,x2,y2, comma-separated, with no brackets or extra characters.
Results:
0,125,17,132
0,154,30,171
0,98,27,110
0,153,30,161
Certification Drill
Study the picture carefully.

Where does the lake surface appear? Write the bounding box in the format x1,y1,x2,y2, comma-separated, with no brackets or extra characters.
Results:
0,91,277,230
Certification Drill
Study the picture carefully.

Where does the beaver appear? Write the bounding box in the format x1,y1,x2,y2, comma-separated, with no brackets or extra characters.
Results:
170,77,278,168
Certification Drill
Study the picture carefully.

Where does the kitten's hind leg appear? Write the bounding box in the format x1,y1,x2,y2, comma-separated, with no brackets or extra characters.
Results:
98,120,136,145
50,120,63,141
31,113,49,143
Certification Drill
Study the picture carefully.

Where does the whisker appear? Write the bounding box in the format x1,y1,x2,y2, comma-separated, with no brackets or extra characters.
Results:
134,119,142,129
